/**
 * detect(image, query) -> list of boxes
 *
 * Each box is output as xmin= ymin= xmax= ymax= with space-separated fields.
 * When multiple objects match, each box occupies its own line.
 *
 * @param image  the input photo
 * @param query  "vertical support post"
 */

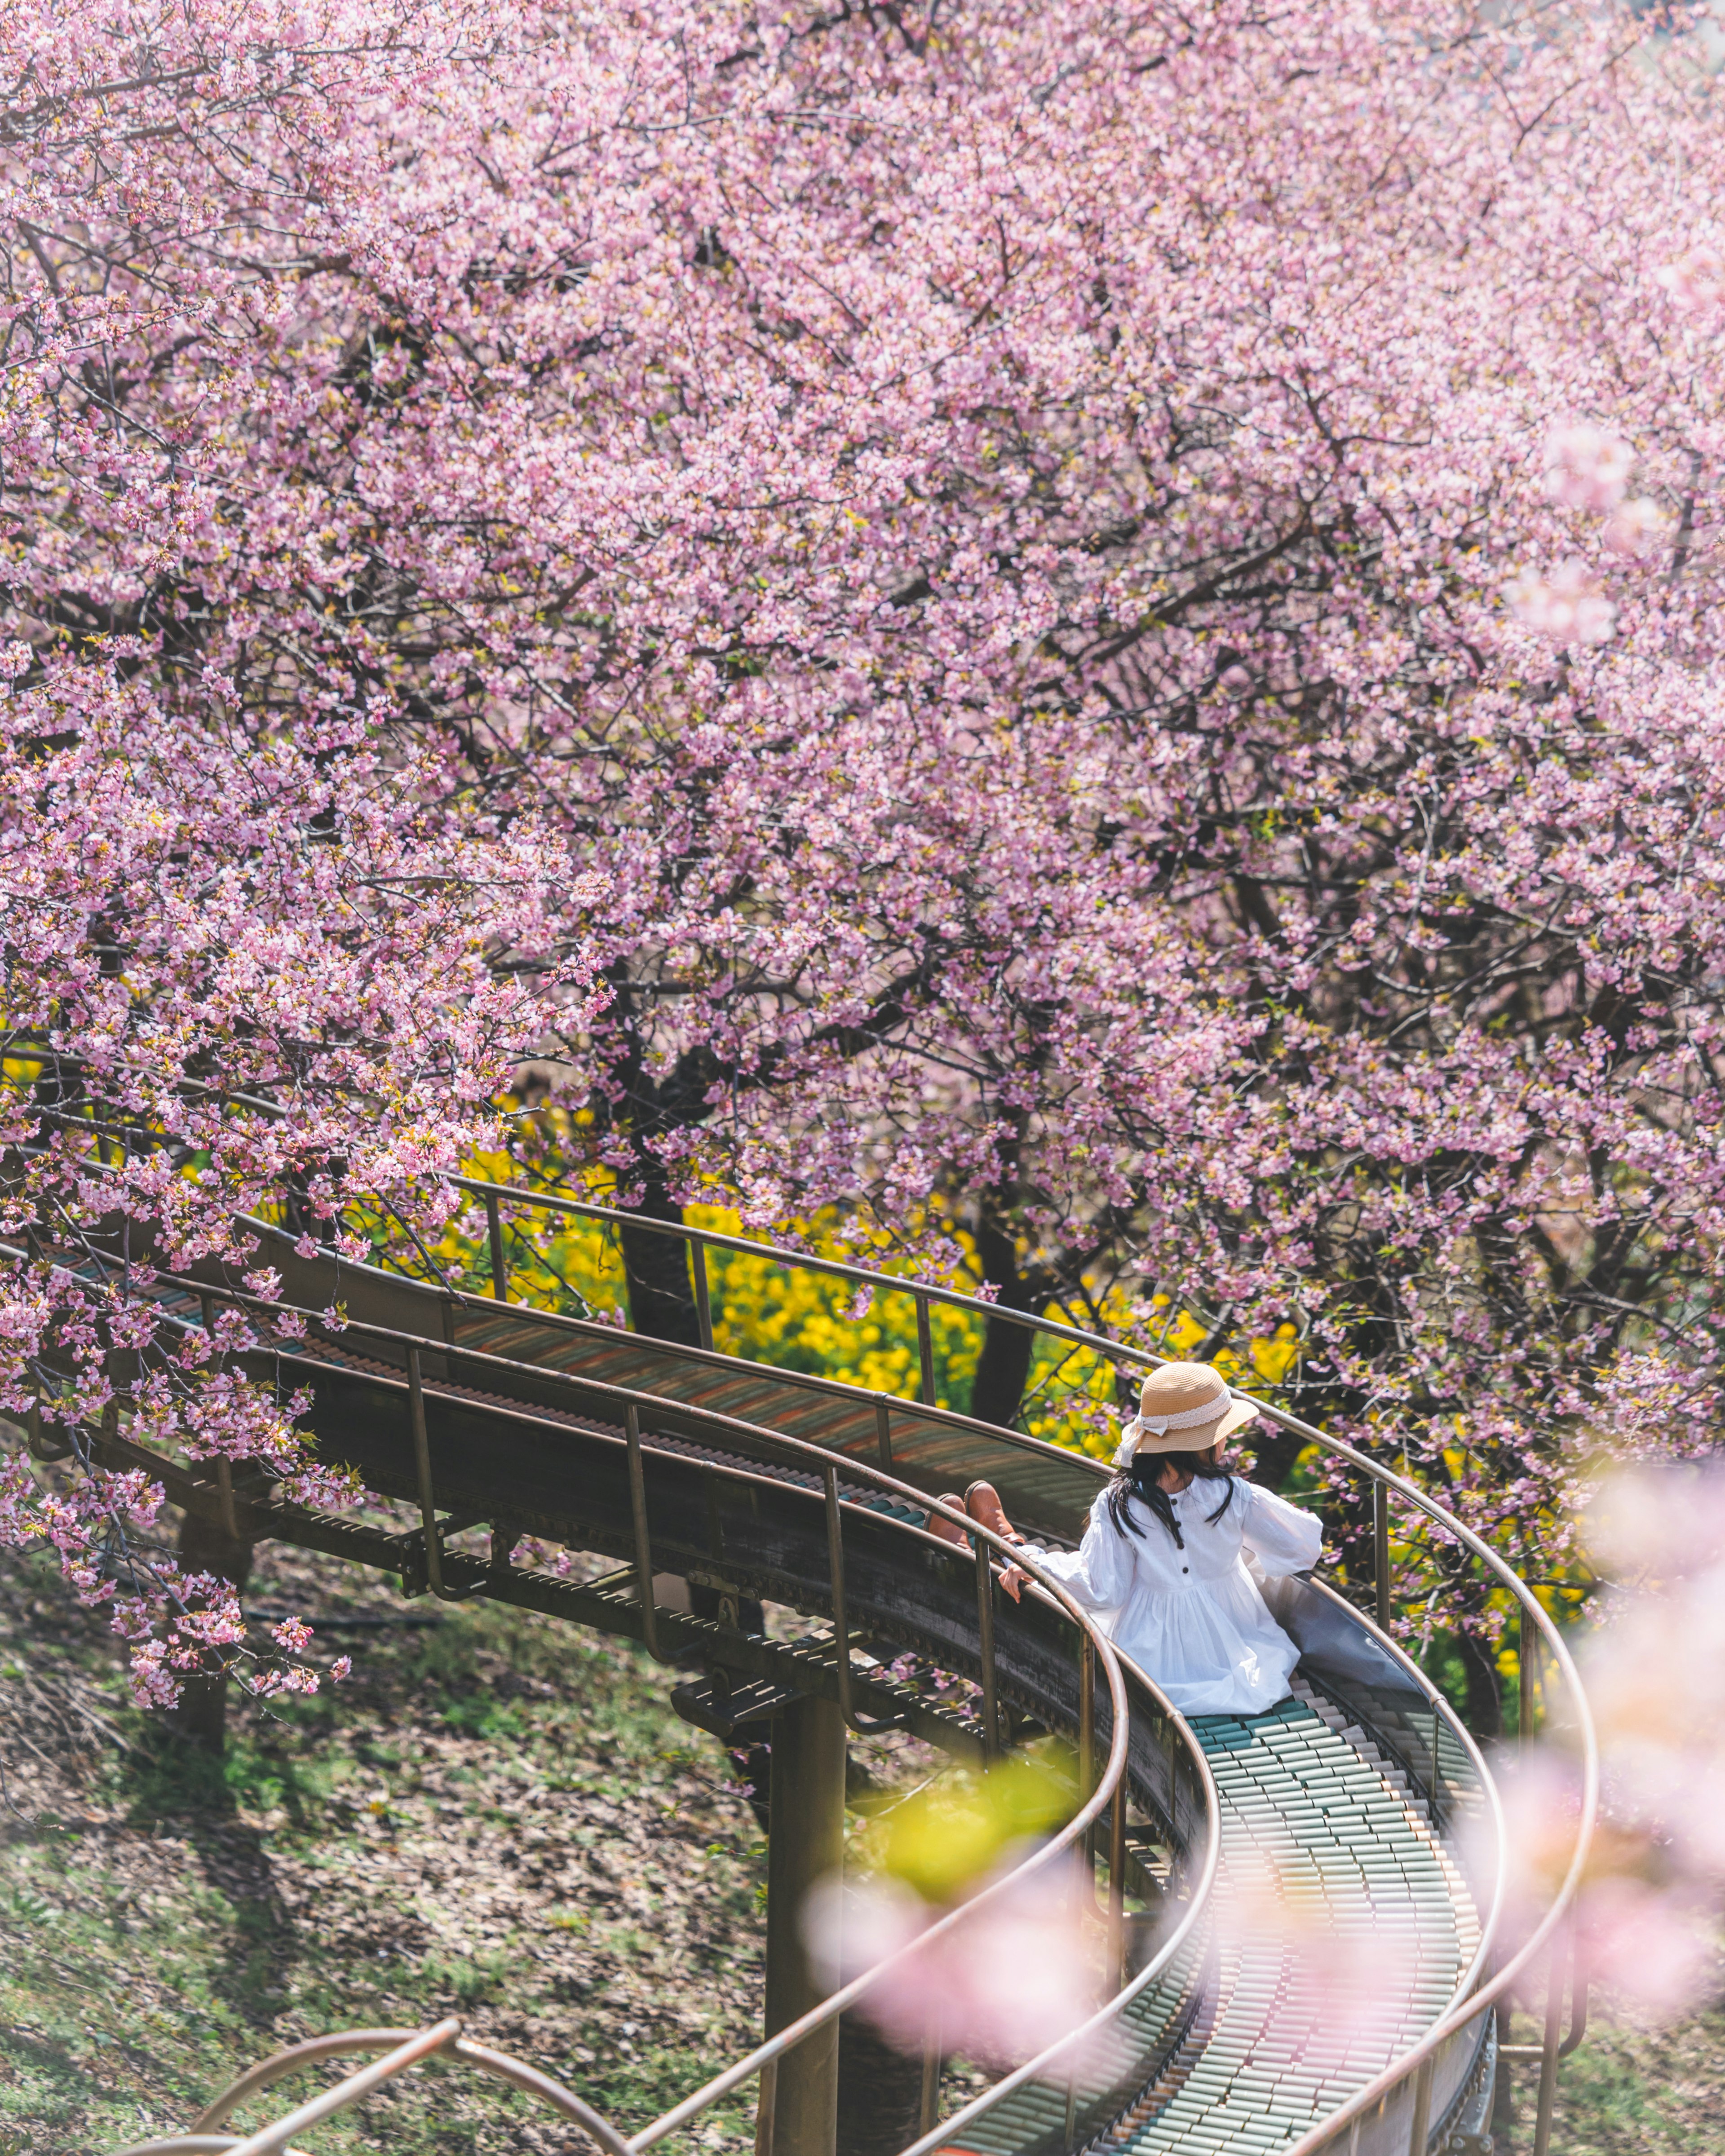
xmin=626 ymin=1401 xmax=666 ymax=1662
xmin=1519 ymin=1604 xmax=1539 ymax=1746
xmin=1492 ymin=1997 xmax=1516 ymax=2143
xmin=407 ymin=1345 xmax=446 ymax=1599
xmin=915 ymin=1294 xmax=935 ymax=1407
xmin=1108 ymin=1778 xmax=1128 ymax=1992
xmin=1078 ymin=1635 xmax=1095 ymax=1802
xmin=918 ymin=2028 xmax=941 ymax=2138
xmin=692 ymin=1240 xmax=714 ymax=1352
xmin=1532 ymin=1923 xmax=1567 ymax=2156
xmin=972 ymin=1529 xmax=1000 ymax=1763
xmin=485 ymin=1192 xmax=509 ymax=1302
xmin=1407 ymin=2057 xmax=1434 ymax=2155
xmin=754 ymin=2057 xmax=778 ymax=2156
xmin=1563 ymin=1913 xmax=1590 ymax=2059
xmin=1373 ymin=1478 xmax=1391 ymax=1634
xmin=764 ymin=1694 xmax=845 ymax=2156
xmin=875 ymin=1399 xmax=893 ymax=1474
xmin=1076 ymin=1637 xmax=1098 ymax=1922
xmin=825 ymin=1464 xmax=857 ymax=1730
xmin=1062 ymin=2054 xmax=1079 ymax=2154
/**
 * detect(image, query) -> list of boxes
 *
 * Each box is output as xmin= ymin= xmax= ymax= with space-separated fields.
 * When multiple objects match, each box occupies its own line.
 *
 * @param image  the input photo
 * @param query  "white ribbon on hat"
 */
xmin=1111 ymin=1383 xmax=1231 ymax=1467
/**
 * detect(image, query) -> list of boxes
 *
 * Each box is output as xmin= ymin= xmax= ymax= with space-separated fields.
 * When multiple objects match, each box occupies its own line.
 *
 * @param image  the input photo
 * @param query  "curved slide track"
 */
xmin=33 ymin=1182 xmax=1592 ymax=2156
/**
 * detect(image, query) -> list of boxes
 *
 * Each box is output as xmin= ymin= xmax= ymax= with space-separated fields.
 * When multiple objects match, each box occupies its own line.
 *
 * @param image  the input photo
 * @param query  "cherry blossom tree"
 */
xmin=8 ymin=0 xmax=1725 ymax=1728
xmin=0 ymin=633 xmax=586 ymax=1710
xmin=0 ymin=6 xmax=593 ymax=1706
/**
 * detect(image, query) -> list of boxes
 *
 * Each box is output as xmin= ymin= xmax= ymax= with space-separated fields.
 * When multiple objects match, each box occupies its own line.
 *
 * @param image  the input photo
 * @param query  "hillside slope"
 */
xmin=0 ymin=1540 xmax=766 ymax=2155
xmin=1 ymin=1540 xmax=1718 ymax=2155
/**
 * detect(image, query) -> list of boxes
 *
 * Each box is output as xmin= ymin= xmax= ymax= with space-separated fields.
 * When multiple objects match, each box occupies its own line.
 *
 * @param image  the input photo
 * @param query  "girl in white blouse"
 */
xmin=998 ymin=1361 xmax=1323 ymax=1718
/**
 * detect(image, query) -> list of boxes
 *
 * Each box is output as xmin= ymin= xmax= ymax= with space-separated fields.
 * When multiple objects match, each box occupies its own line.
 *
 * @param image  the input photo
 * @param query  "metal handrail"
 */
xmin=421 ymin=1175 xmax=1596 ymax=2152
xmin=113 ymin=2017 xmax=640 ymax=2156
xmin=115 ymin=2019 xmax=462 ymax=2156
xmin=85 ymin=1257 xmax=1222 ymax=2156
xmin=74 ymin=1158 xmax=1589 ymax=2156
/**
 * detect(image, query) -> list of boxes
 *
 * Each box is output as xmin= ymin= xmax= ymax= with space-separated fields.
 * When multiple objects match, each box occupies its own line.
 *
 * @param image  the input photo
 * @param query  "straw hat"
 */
xmin=1112 ymin=1361 xmax=1259 ymax=1466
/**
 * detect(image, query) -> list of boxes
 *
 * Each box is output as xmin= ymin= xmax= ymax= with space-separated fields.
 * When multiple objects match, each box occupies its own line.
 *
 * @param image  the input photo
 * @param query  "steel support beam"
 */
xmin=764 ymin=1694 xmax=845 ymax=2156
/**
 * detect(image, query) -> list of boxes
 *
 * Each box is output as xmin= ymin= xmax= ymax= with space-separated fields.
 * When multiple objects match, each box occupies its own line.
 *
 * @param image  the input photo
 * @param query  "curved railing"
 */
xmin=68 ymin=1252 xmax=1221 ymax=2156
xmin=406 ymin=1175 xmax=1597 ymax=2153
xmin=70 ymin=1163 xmax=1591 ymax=2156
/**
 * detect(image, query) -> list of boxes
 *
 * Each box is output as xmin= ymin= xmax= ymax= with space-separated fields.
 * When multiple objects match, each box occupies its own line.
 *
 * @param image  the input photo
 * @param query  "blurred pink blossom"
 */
xmin=805 ymin=1864 xmax=1099 ymax=2068
xmin=1221 ymin=1849 xmax=1420 ymax=2047
xmin=1604 ymin=496 xmax=1672 ymax=557
xmin=1653 ymin=242 xmax=1725 ymax=314
xmin=1577 ymin=1876 xmax=1715 ymax=2020
xmin=1485 ymin=1462 xmax=1725 ymax=2023
xmin=1503 ymin=560 xmax=1616 ymax=645
xmin=1544 ymin=424 xmax=1634 ymax=512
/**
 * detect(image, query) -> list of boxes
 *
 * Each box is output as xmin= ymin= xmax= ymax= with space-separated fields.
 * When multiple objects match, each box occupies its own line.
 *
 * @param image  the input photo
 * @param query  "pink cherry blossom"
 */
xmin=4 ymin=0 xmax=1725 ymax=1726
xmin=1604 ymin=496 xmax=1672 ymax=557
xmin=805 ymin=1864 xmax=1100 ymax=2068
xmin=1544 ymin=424 xmax=1635 ymax=513
xmin=1486 ymin=1464 xmax=1725 ymax=2023
xmin=1653 ymin=241 xmax=1725 ymax=315
xmin=1503 ymin=560 xmax=1617 ymax=645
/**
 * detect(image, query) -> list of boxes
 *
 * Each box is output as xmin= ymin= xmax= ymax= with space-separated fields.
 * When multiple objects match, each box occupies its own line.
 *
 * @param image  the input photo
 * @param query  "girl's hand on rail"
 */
xmin=997 ymin=1562 xmax=1029 ymax=1603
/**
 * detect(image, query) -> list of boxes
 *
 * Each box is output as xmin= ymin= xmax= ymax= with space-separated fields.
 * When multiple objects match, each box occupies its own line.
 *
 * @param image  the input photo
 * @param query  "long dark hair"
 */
xmin=1106 ymin=1447 xmax=1235 ymax=1548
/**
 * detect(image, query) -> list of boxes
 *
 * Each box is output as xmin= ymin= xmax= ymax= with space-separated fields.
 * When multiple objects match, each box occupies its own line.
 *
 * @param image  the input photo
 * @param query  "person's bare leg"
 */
xmin=964 ymin=1480 xmax=1024 ymax=1546
xmin=925 ymin=1493 xmax=972 ymax=1548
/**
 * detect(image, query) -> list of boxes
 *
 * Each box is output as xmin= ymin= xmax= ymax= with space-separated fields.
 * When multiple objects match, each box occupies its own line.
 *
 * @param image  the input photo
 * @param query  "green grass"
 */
xmin=1540 ymin=1991 xmax=1725 ymax=2155
xmin=3 ymin=1542 xmax=1720 ymax=2156
xmin=0 ymin=1544 xmax=767 ymax=2155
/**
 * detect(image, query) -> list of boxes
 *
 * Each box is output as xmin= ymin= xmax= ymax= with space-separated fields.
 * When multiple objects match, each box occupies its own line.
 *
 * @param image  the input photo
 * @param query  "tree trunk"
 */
xmin=969 ymin=1310 xmax=1035 ymax=1429
xmin=1455 ymin=1625 xmax=1503 ymax=1741
xmin=618 ymin=1178 xmax=704 ymax=1348
xmin=167 ymin=1505 xmax=256 ymax=1753
xmin=966 ymin=1215 xmax=1041 ymax=1429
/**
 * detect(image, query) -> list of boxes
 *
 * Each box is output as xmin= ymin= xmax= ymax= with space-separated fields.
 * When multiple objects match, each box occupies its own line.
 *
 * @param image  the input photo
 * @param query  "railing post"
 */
xmin=485 ymin=1192 xmax=509 ymax=1303
xmin=1561 ymin=1910 xmax=1590 ymax=2060
xmin=824 ymin=1464 xmax=855 ymax=1728
xmin=1078 ymin=1635 xmax=1095 ymax=1801
xmin=918 ymin=2024 xmax=941 ymax=2137
xmin=1519 ymin=1603 xmax=1539 ymax=1745
xmin=692 ymin=1240 xmax=714 ymax=1352
xmin=407 ymin=1345 xmax=447 ymax=1599
xmin=915 ymin=1293 xmax=935 ymax=1406
xmin=1407 ymin=2057 xmax=1433 ymax=2154
xmin=1108 ymin=1777 xmax=1128 ymax=1992
xmin=875 ymin=1398 xmax=893 ymax=1472
xmin=1373 ymin=1478 xmax=1391 ymax=1633
xmin=1532 ymin=1921 xmax=1567 ymax=2156
xmin=972 ymin=1527 xmax=1000 ymax=1763
xmin=625 ymin=1401 xmax=667 ymax=1662
xmin=754 ymin=2056 xmax=778 ymax=2156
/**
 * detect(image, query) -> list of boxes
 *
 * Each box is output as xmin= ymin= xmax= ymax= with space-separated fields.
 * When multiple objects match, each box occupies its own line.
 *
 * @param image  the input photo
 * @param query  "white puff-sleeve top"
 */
xmin=1021 ymin=1475 xmax=1323 ymax=1718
